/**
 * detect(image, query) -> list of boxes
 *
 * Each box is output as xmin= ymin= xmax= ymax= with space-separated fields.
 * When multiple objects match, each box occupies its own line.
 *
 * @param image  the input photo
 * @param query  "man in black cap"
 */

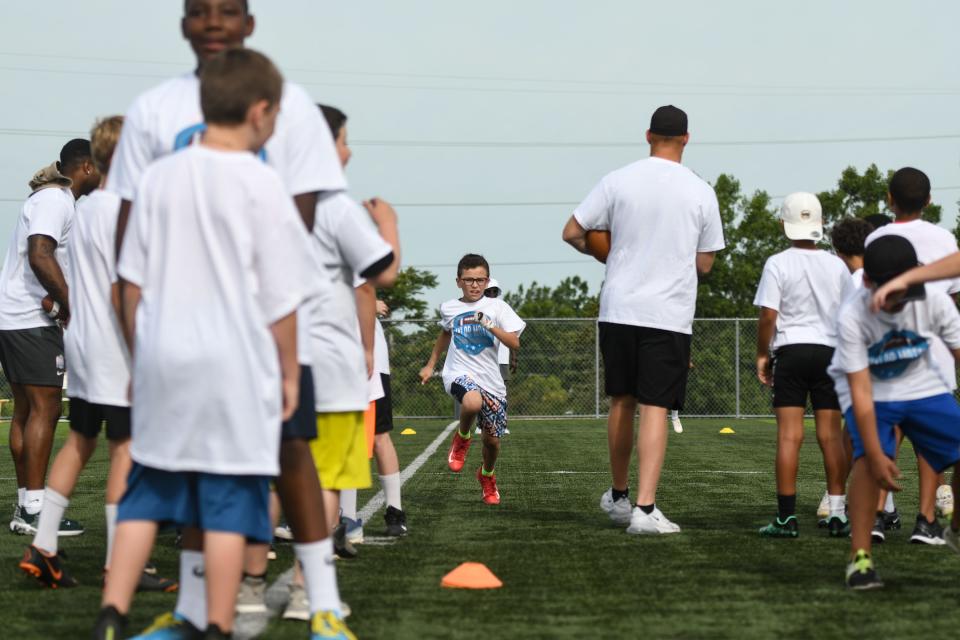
xmin=830 ymin=234 xmax=960 ymax=589
xmin=0 ymin=139 xmax=99 ymax=537
xmin=561 ymin=105 xmax=725 ymax=535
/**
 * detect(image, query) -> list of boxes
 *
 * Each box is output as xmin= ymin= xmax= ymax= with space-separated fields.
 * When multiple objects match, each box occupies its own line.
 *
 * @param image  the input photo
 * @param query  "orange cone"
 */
xmin=440 ymin=562 xmax=503 ymax=589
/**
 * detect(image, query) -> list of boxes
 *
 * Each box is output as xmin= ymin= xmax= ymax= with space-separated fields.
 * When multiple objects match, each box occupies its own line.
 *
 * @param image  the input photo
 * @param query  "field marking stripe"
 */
xmin=358 ymin=419 xmax=458 ymax=523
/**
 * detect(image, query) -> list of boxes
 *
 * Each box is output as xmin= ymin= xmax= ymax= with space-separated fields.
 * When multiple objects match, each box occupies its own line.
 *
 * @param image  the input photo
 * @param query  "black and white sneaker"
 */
xmin=384 ymin=506 xmax=408 ymax=537
xmin=871 ymin=513 xmax=886 ymax=543
xmin=882 ymin=509 xmax=901 ymax=531
xmin=909 ymin=514 xmax=945 ymax=545
xmin=333 ymin=522 xmax=357 ymax=559
xmin=845 ymin=550 xmax=883 ymax=590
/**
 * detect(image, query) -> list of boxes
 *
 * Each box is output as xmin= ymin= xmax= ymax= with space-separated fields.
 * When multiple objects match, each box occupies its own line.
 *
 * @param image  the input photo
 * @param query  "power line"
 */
xmin=3 ymin=50 xmax=960 ymax=94
xmin=3 ymin=63 xmax=960 ymax=98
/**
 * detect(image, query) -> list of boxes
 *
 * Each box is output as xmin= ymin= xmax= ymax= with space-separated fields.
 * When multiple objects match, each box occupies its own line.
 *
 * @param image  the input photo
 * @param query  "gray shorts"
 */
xmin=0 ymin=326 xmax=65 ymax=387
xmin=499 ymin=363 xmax=511 ymax=382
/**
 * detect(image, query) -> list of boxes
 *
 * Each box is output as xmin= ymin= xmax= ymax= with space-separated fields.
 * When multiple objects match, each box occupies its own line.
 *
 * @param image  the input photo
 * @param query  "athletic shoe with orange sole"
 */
xmin=447 ymin=432 xmax=472 ymax=472
xmin=18 ymin=544 xmax=78 ymax=588
xmin=477 ymin=468 xmax=501 ymax=505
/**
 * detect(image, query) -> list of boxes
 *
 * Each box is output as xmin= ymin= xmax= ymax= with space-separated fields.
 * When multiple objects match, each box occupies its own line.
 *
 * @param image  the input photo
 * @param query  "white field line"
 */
xmin=358 ymin=419 xmax=459 ymax=523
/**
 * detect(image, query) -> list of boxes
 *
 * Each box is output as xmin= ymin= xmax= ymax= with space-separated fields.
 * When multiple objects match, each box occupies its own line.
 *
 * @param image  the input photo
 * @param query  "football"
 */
xmin=585 ymin=230 xmax=611 ymax=264
xmin=41 ymin=295 xmax=54 ymax=315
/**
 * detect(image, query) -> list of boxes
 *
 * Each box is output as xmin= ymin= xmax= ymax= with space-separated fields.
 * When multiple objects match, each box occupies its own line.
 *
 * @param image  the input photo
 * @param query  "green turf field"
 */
xmin=1 ymin=417 xmax=959 ymax=639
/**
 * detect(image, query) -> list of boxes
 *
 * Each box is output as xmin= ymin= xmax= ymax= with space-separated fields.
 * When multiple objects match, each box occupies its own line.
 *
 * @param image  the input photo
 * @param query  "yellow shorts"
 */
xmin=310 ymin=411 xmax=371 ymax=491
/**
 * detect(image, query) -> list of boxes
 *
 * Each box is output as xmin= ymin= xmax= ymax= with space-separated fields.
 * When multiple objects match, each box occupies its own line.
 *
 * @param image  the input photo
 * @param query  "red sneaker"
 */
xmin=477 ymin=468 xmax=501 ymax=505
xmin=447 ymin=432 xmax=472 ymax=472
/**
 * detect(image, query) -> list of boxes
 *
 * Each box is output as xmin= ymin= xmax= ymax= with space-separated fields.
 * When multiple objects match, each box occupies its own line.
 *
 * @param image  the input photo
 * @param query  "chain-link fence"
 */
xmin=384 ymin=317 xmax=779 ymax=419
xmin=2 ymin=317 xmax=953 ymax=419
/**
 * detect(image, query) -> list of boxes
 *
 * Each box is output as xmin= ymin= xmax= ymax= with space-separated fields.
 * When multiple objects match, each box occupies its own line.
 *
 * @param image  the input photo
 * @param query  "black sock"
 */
xmin=611 ymin=487 xmax=629 ymax=502
xmin=638 ymin=503 xmax=655 ymax=515
xmin=243 ymin=571 xmax=266 ymax=582
xmin=777 ymin=494 xmax=796 ymax=520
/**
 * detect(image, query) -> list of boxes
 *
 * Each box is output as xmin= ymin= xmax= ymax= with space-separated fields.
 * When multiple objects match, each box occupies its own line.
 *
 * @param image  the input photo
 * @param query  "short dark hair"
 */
xmin=184 ymin=0 xmax=248 ymax=14
xmin=457 ymin=254 xmax=489 ymax=277
xmin=58 ymin=138 xmax=92 ymax=172
xmin=318 ymin=104 xmax=347 ymax=139
xmin=200 ymin=49 xmax=282 ymax=125
xmin=889 ymin=167 xmax=931 ymax=214
xmin=863 ymin=213 xmax=892 ymax=229
xmin=831 ymin=217 xmax=873 ymax=258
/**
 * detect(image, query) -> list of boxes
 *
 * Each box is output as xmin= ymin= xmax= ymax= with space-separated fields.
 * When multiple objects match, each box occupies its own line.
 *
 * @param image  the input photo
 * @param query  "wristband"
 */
xmin=47 ymin=301 xmax=60 ymax=319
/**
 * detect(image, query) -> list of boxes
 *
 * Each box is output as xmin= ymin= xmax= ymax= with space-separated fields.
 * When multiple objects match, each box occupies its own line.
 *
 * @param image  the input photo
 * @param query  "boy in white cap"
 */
xmin=754 ymin=192 xmax=854 ymax=538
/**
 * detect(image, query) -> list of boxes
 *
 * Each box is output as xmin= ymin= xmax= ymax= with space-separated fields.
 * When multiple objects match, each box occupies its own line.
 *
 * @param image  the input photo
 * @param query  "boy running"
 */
xmin=419 ymin=255 xmax=525 ymax=505
xmin=93 ymin=49 xmax=317 ymax=638
xmin=17 ymin=116 xmax=174 ymax=592
xmin=835 ymin=235 xmax=960 ymax=588
xmin=106 ymin=1 xmax=350 ymax=635
xmin=754 ymin=193 xmax=853 ymax=538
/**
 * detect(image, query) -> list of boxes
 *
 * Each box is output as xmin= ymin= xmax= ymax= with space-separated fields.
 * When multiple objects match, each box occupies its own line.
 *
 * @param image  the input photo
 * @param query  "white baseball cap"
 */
xmin=780 ymin=192 xmax=823 ymax=241
xmin=485 ymin=278 xmax=501 ymax=296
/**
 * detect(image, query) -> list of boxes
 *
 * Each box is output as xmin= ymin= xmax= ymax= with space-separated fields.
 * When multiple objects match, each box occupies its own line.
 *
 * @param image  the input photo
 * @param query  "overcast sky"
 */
xmin=1 ymin=1 xmax=959 ymax=313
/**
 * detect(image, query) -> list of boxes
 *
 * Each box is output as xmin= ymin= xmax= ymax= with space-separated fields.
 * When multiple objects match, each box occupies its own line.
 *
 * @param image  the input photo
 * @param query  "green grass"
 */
xmin=1 ymin=418 xmax=959 ymax=638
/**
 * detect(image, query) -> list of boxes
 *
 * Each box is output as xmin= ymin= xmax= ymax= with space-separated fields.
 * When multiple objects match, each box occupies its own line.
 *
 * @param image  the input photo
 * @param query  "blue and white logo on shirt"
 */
xmin=174 ymin=123 xmax=267 ymax=160
xmin=452 ymin=312 xmax=493 ymax=356
xmin=867 ymin=329 xmax=929 ymax=380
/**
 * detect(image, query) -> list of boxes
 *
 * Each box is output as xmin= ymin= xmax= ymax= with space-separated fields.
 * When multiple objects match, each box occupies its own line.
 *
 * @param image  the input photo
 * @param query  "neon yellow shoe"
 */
xmin=311 ymin=610 xmax=357 ymax=640
xmin=131 ymin=612 xmax=201 ymax=639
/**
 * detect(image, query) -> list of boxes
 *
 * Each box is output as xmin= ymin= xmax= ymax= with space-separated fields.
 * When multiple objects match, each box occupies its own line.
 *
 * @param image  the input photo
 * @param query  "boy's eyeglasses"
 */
xmin=460 ymin=277 xmax=489 ymax=286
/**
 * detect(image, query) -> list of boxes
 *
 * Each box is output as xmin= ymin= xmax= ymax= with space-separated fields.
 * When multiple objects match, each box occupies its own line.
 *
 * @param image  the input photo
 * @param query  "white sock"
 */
xmin=104 ymin=504 xmax=118 ymax=569
xmin=380 ymin=472 xmax=402 ymax=511
xmin=17 ymin=487 xmax=25 ymax=507
xmin=828 ymin=494 xmax=845 ymax=518
xmin=296 ymin=538 xmax=341 ymax=615
xmin=340 ymin=489 xmax=358 ymax=521
xmin=175 ymin=550 xmax=207 ymax=629
xmin=670 ymin=410 xmax=679 ymax=420
xmin=33 ymin=488 xmax=68 ymax=554
xmin=884 ymin=492 xmax=896 ymax=513
xmin=24 ymin=489 xmax=44 ymax=516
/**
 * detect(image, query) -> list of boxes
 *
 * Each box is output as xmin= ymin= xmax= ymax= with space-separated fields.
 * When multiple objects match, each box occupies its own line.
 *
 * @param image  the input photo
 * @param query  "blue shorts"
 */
xmin=844 ymin=393 xmax=960 ymax=473
xmin=450 ymin=375 xmax=508 ymax=437
xmin=118 ymin=463 xmax=272 ymax=543
xmin=282 ymin=365 xmax=317 ymax=441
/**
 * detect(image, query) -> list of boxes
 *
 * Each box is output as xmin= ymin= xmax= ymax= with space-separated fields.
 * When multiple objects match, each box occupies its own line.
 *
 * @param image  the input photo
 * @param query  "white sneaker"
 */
xmin=626 ymin=506 xmax=681 ymax=535
xmin=936 ymin=484 xmax=954 ymax=518
xmin=671 ymin=414 xmax=683 ymax=434
xmin=504 ymin=428 xmax=511 ymax=435
xmin=282 ymin=583 xmax=310 ymax=621
xmin=599 ymin=488 xmax=633 ymax=525
xmin=235 ymin=575 xmax=268 ymax=614
xmin=817 ymin=492 xmax=830 ymax=520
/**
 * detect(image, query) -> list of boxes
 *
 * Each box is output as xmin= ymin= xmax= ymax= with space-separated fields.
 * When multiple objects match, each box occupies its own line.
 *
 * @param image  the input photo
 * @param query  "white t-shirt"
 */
xmin=107 ymin=71 xmax=345 ymax=365
xmin=309 ymin=193 xmax=392 ymax=412
xmin=574 ymin=157 xmax=725 ymax=334
xmin=439 ymin=297 xmax=525 ymax=399
xmin=753 ymin=248 xmax=853 ymax=350
xmin=64 ymin=190 xmax=130 ymax=406
xmin=866 ymin=220 xmax=960 ymax=296
xmin=117 ymin=146 xmax=315 ymax=476
xmin=866 ymin=219 xmax=960 ymax=389
xmin=0 ymin=187 xmax=75 ymax=330
xmin=374 ymin=318 xmax=390 ymax=375
xmin=851 ymin=268 xmax=864 ymax=293
xmin=829 ymin=288 xmax=960 ymax=410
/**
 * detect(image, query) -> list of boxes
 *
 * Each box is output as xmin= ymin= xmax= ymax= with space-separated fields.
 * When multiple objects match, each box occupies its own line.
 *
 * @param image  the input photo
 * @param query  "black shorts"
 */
xmin=771 ymin=344 xmax=840 ymax=410
xmin=281 ymin=365 xmax=317 ymax=441
xmin=499 ymin=363 xmax=511 ymax=383
xmin=69 ymin=397 xmax=131 ymax=441
xmin=375 ymin=373 xmax=394 ymax=434
xmin=599 ymin=322 xmax=692 ymax=410
xmin=0 ymin=326 xmax=64 ymax=387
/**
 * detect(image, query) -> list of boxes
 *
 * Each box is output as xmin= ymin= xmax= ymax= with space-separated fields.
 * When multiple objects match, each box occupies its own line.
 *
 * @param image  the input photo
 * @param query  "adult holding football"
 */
xmin=562 ymin=105 xmax=725 ymax=535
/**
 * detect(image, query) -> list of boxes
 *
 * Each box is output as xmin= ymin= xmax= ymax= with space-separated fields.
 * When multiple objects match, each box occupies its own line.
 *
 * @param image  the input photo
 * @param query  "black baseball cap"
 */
xmin=649 ymin=105 xmax=688 ymax=137
xmin=864 ymin=235 xmax=925 ymax=302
